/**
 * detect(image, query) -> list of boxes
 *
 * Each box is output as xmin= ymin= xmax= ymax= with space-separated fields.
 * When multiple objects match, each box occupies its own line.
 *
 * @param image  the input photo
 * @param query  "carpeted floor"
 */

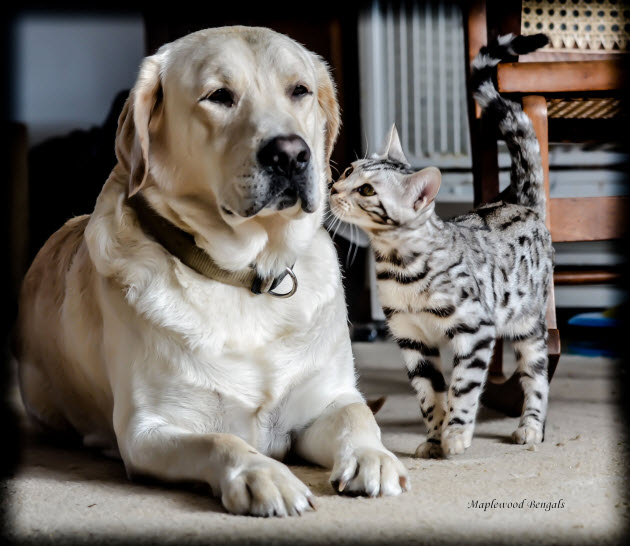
xmin=4 ymin=341 xmax=628 ymax=545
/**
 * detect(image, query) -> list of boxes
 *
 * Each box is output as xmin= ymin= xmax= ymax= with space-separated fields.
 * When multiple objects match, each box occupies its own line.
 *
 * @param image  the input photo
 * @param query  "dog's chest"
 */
xmin=163 ymin=343 xmax=305 ymax=458
xmin=141 ymin=279 xmax=322 ymax=455
xmin=123 ymin=230 xmax=343 ymax=458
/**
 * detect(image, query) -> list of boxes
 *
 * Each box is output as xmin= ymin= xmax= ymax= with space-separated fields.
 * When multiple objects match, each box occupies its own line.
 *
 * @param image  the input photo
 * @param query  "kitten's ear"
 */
xmin=405 ymin=167 xmax=441 ymax=211
xmin=380 ymin=124 xmax=408 ymax=164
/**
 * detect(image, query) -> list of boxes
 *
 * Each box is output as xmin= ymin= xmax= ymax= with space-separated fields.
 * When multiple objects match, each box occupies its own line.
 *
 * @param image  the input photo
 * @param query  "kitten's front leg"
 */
xmin=443 ymin=321 xmax=496 ymax=456
xmin=397 ymin=339 xmax=447 ymax=459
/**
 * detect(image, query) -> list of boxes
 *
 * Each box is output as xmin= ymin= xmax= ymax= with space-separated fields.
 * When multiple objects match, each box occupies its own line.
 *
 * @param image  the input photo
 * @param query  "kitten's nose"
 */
xmin=330 ymin=186 xmax=339 ymax=195
xmin=257 ymin=135 xmax=311 ymax=178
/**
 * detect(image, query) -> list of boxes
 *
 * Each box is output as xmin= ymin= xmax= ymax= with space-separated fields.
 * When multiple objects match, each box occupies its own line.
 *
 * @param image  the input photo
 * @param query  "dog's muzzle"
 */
xmin=256 ymin=134 xmax=317 ymax=214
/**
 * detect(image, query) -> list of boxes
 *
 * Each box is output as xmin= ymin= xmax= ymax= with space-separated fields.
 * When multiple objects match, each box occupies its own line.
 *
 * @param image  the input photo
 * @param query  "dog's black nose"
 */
xmin=258 ymin=135 xmax=311 ymax=177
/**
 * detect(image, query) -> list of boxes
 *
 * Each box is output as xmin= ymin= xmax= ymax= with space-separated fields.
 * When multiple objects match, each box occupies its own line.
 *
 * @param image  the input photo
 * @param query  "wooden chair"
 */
xmin=464 ymin=0 xmax=628 ymax=416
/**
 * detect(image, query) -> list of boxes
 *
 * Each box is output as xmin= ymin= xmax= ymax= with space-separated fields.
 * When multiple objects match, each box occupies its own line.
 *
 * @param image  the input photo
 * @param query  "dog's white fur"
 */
xmin=14 ymin=26 xmax=408 ymax=516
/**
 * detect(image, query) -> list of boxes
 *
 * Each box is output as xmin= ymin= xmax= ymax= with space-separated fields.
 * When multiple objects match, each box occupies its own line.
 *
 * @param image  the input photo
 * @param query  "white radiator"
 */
xmin=356 ymin=0 xmax=474 ymax=321
xmin=358 ymin=0 xmax=471 ymax=168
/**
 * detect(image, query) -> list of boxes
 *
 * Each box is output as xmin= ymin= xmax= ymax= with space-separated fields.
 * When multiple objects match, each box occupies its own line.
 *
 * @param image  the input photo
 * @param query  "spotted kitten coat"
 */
xmin=330 ymin=34 xmax=553 ymax=458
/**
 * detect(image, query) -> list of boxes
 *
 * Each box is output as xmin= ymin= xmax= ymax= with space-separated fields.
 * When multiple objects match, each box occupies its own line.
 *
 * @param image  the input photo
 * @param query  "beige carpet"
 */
xmin=4 ymin=341 xmax=628 ymax=545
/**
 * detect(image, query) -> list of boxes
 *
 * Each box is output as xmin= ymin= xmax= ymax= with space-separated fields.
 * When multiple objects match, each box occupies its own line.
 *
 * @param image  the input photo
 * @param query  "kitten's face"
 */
xmin=329 ymin=125 xmax=441 ymax=232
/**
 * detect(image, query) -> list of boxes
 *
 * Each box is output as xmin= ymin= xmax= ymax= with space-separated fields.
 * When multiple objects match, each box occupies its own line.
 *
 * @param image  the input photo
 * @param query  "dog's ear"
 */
xmin=314 ymin=56 xmax=340 ymax=177
xmin=115 ymin=54 xmax=164 ymax=197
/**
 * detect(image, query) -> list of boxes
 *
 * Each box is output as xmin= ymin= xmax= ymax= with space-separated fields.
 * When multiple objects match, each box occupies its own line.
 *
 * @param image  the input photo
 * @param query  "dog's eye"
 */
xmin=343 ymin=166 xmax=354 ymax=178
xmin=206 ymin=88 xmax=234 ymax=107
xmin=357 ymin=184 xmax=375 ymax=196
xmin=292 ymin=85 xmax=311 ymax=98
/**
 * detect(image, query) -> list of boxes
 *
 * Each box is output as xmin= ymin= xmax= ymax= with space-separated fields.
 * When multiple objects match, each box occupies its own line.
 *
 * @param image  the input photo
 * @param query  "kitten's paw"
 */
xmin=441 ymin=428 xmax=472 ymax=457
xmin=330 ymin=447 xmax=410 ymax=497
xmin=414 ymin=440 xmax=443 ymax=459
xmin=512 ymin=423 xmax=543 ymax=445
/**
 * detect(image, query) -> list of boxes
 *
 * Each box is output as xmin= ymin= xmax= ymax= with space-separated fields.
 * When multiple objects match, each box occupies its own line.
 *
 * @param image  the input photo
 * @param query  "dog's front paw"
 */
xmin=220 ymin=456 xmax=315 ymax=517
xmin=330 ymin=447 xmax=409 ymax=497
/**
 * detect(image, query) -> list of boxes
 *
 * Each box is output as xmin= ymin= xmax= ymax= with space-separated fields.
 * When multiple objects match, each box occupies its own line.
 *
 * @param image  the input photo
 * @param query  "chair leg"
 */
xmin=522 ymin=94 xmax=562 ymax=381
xmin=522 ymin=95 xmax=551 ymax=223
xmin=481 ymin=334 xmax=560 ymax=417
xmin=543 ymin=249 xmax=561 ymax=383
xmin=481 ymin=370 xmax=524 ymax=418
xmin=471 ymin=115 xmax=501 ymax=206
xmin=547 ymin=328 xmax=561 ymax=382
xmin=481 ymin=94 xmax=561 ymax=416
xmin=488 ymin=339 xmax=503 ymax=378
xmin=481 ymin=338 xmax=523 ymax=418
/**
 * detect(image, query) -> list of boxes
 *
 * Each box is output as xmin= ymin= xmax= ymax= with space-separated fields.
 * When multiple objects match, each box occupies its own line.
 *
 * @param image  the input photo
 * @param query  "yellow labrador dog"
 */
xmin=14 ymin=26 xmax=408 ymax=516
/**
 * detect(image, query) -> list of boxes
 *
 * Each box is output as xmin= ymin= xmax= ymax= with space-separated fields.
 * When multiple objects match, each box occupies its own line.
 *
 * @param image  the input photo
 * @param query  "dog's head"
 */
xmin=115 ymin=26 xmax=339 ymax=276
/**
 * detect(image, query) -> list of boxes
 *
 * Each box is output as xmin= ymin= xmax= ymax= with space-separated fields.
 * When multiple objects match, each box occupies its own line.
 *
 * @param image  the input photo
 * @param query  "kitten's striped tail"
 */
xmin=471 ymin=33 xmax=549 ymax=218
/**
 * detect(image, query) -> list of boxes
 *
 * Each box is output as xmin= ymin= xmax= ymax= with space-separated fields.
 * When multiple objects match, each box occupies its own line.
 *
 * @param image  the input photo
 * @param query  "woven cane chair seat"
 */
xmin=519 ymin=1 xmax=628 ymax=119
xmin=521 ymin=0 xmax=629 ymax=53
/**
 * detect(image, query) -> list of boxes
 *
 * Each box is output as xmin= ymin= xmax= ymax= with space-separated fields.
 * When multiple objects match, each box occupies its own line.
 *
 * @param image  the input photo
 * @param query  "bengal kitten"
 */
xmin=330 ymin=34 xmax=553 ymax=458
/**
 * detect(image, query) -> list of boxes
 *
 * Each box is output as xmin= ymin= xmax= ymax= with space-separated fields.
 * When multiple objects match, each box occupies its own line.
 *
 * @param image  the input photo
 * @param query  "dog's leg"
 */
xmin=294 ymin=398 xmax=410 ymax=497
xmin=119 ymin=421 xmax=315 ymax=517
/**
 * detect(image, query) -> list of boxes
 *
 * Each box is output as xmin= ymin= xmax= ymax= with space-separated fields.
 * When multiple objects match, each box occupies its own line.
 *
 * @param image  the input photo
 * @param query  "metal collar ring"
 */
xmin=268 ymin=267 xmax=298 ymax=298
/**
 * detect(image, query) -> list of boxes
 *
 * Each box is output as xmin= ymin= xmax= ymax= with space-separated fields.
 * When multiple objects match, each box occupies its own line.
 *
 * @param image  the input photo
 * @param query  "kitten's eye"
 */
xmin=205 ymin=88 xmax=234 ymax=107
xmin=358 ymin=184 xmax=375 ymax=196
xmin=343 ymin=166 xmax=354 ymax=178
xmin=292 ymin=85 xmax=311 ymax=98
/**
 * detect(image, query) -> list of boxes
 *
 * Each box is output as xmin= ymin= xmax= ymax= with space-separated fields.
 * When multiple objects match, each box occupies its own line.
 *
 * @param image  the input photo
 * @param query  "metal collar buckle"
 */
xmin=268 ymin=267 xmax=298 ymax=298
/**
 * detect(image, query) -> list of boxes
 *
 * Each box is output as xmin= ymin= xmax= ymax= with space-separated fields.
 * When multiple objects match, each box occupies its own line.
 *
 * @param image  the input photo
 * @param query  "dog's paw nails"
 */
xmin=221 ymin=458 xmax=314 ymax=517
xmin=331 ymin=447 xmax=409 ymax=498
xmin=330 ymin=478 xmax=348 ymax=494
xmin=307 ymin=495 xmax=318 ymax=511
